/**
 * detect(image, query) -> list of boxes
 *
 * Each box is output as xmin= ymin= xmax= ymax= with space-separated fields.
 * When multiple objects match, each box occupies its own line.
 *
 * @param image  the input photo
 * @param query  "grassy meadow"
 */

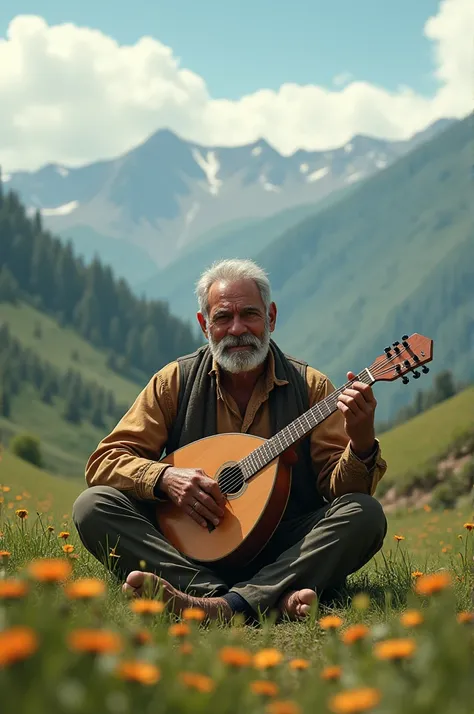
xmin=0 ymin=444 xmax=473 ymax=713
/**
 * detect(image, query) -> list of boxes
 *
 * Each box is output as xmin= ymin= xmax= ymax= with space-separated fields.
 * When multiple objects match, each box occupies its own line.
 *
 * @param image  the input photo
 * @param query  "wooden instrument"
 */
xmin=156 ymin=333 xmax=433 ymax=566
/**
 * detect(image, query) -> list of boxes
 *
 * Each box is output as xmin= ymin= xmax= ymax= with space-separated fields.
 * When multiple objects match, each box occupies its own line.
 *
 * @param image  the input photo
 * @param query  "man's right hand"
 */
xmin=158 ymin=467 xmax=227 ymax=528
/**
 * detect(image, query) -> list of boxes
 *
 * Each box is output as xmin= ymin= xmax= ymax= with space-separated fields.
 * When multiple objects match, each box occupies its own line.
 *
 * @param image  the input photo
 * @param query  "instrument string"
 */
xmin=215 ymin=347 xmax=415 ymax=494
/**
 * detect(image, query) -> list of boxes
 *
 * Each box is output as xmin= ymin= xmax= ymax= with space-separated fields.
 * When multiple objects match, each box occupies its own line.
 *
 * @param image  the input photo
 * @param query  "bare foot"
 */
xmin=278 ymin=588 xmax=317 ymax=620
xmin=122 ymin=571 xmax=232 ymax=621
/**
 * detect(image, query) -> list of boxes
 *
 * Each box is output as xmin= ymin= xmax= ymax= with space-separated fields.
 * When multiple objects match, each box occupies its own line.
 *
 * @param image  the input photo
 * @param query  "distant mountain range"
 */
xmin=1 ymin=118 xmax=454 ymax=284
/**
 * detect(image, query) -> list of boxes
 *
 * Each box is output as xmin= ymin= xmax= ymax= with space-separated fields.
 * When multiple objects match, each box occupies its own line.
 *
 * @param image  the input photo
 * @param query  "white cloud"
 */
xmin=0 ymin=0 xmax=472 ymax=172
xmin=333 ymin=72 xmax=353 ymax=87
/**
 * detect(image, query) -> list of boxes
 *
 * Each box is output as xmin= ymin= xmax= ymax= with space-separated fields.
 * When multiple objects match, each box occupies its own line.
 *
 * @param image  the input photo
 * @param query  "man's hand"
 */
xmin=159 ymin=467 xmax=227 ymax=528
xmin=337 ymin=371 xmax=377 ymax=457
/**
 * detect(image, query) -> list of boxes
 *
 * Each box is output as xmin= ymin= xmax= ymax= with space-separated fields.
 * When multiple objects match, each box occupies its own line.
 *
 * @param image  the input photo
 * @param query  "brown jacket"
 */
xmin=85 ymin=350 xmax=387 ymax=503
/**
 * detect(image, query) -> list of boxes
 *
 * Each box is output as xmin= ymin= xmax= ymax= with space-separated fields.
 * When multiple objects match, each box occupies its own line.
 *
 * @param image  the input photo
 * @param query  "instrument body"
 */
xmin=156 ymin=333 xmax=434 ymax=567
xmin=157 ymin=433 xmax=291 ymax=566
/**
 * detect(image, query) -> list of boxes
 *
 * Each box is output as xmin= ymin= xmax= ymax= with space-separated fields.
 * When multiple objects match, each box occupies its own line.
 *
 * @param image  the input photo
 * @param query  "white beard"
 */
xmin=208 ymin=321 xmax=271 ymax=374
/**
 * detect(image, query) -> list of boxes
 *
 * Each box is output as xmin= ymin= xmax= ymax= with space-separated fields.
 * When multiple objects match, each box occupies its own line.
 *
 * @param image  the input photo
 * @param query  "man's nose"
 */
xmin=227 ymin=316 xmax=247 ymax=336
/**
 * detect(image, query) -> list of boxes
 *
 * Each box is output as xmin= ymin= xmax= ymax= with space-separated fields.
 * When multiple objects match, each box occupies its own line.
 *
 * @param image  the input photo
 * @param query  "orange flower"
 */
xmin=456 ymin=612 xmax=474 ymax=624
xmin=2 ymin=486 xmax=11 ymax=492
xmin=0 ymin=550 xmax=11 ymax=559
xmin=329 ymin=687 xmax=381 ymax=713
xmin=374 ymin=638 xmax=416 ymax=661
xmin=0 ymin=579 xmax=29 ymax=599
xmin=179 ymin=642 xmax=193 ymax=655
xmin=168 ymin=623 xmax=190 ymax=637
xmin=393 ymin=535 xmax=405 ymax=541
xmin=15 ymin=509 xmax=28 ymax=519
xmin=319 ymin=615 xmax=343 ymax=630
xmin=411 ymin=570 xmax=423 ymax=579
xmin=254 ymin=648 xmax=284 ymax=669
xmin=341 ymin=624 xmax=369 ymax=645
xmin=68 ymin=629 xmax=123 ymax=655
xmin=182 ymin=607 xmax=206 ymax=622
xmin=0 ymin=626 xmax=38 ymax=668
xmin=117 ymin=660 xmax=161 ymax=685
xmin=64 ymin=578 xmax=106 ymax=600
xmin=423 ymin=504 xmax=431 ymax=512
xmin=58 ymin=531 xmax=70 ymax=540
xmin=219 ymin=646 xmax=253 ymax=667
xmin=62 ymin=544 xmax=74 ymax=554
xmin=321 ymin=665 xmax=342 ymax=681
xmin=15 ymin=495 xmax=23 ymax=501
xmin=400 ymin=610 xmax=424 ymax=628
xmin=28 ymin=558 xmax=72 ymax=583
xmin=250 ymin=680 xmax=279 ymax=697
xmin=130 ymin=599 xmax=165 ymax=615
xmin=289 ymin=658 xmax=310 ymax=670
xmin=179 ymin=671 xmax=215 ymax=693
xmin=266 ymin=700 xmax=301 ymax=714
xmin=132 ymin=630 xmax=153 ymax=646
xmin=463 ymin=523 xmax=474 ymax=531
xmin=414 ymin=572 xmax=451 ymax=596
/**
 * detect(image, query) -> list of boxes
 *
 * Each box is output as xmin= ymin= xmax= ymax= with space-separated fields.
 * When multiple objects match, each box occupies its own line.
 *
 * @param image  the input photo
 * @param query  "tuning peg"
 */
xmin=412 ymin=370 xmax=421 ymax=379
xmin=402 ymin=335 xmax=409 ymax=340
xmin=422 ymin=365 xmax=429 ymax=374
xmin=402 ymin=376 xmax=409 ymax=384
xmin=402 ymin=340 xmax=409 ymax=348
xmin=393 ymin=341 xmax=400 ymax=346
xmin=384 ymin=347 xmax=392 ymax=355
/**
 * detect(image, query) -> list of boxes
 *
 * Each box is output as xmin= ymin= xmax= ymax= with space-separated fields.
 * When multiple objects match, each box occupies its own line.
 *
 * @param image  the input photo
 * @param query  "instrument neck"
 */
xmin=240 ymin=368 xmax=375 ymax=480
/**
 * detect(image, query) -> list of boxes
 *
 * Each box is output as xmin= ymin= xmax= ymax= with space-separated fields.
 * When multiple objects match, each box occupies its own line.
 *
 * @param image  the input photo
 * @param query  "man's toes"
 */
xmin=125 ymin=570 xmax=146 ymax=589
xmin=299 ymin=588 xmax=317 ymax=606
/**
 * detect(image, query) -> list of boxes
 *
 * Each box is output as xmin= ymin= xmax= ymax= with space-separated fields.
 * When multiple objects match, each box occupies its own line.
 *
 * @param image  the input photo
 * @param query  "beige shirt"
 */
xmin=85 ymin=350 xmax=387 ymax=503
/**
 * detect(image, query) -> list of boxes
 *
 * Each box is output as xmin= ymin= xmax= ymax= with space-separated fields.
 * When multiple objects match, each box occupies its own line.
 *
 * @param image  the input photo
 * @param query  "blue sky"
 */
xmin=1 ymin=0 xmax=441 ymax=99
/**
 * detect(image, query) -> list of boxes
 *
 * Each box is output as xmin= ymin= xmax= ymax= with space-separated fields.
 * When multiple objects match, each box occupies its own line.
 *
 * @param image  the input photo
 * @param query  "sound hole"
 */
xmin=217 ymin=464 xmax=244 ymax=496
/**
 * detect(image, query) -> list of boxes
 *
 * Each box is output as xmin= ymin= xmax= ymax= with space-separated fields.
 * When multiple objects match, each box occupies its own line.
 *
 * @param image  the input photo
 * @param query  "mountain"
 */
xmin=2 ymin=119 xmax=455 ymax=277
xmin=255 ymin=114 xmax=473 ymax=421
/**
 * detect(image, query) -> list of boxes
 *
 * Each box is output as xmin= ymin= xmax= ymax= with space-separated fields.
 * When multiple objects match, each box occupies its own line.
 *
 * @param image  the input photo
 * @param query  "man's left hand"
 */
xmin=337 ymin=371 xmax=377 ymax=457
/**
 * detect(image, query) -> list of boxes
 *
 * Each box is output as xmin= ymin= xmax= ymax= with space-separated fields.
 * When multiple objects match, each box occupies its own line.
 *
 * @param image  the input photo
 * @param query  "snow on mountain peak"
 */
xmin=192 ymin=149 xmax=222 ymax=196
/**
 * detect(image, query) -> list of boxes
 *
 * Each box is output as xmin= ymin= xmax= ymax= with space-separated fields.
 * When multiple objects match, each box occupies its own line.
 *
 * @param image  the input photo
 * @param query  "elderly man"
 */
xmin=73 ymin=258 xmax=387 ymax=621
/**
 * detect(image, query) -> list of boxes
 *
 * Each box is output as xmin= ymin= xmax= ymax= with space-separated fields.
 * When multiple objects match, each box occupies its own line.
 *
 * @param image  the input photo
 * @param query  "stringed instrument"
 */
xmin=156 ymin=333 xmax=433 ymax=566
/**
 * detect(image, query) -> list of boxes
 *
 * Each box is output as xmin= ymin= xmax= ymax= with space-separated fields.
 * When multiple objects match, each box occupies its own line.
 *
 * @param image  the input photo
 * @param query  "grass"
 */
xmin=0 ymin=301 xmax=141 ymax=407
xmin=378 ymin=386 xmax=474 ymax=493
xmin=0 ymin=459 xmax=473 ymax=713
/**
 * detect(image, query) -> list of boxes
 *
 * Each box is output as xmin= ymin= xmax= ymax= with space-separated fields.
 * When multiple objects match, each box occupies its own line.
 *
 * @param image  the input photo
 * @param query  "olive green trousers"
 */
xmin=72 ymin=485 xmax=386 ymax=614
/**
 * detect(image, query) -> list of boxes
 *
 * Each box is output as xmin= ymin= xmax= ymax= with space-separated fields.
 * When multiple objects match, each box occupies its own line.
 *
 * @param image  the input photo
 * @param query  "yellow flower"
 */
xmin=58 ymin=531 xmax=70 ymax=540
xmin=62 ymin=544 xmax=74 ymax=554
xmin=456 ymin=612 xmax=474 ymax=624
xmin=168 ymin=623 xmax=190 ymax=637
xmin=341 ymin=624 xmax=369 ymax=645
xmin=15 ymin=509 xmax=28 ymax=519
xmin=254 ymin=648 xmax=284 ymax=669
xmin=463 ymin=523 xmax=474 ymax=531
xmin=0 ymin=550 xmax=11 ymax=559
xmin=130 ymin=599 xmax=165 ymax=615
xmin=64 ymin=578 xmax=106 ymax=600
xmin=289 ymin=658 xmax=310 ymax=670
xmin=68 ymin=629 xmax=123 ymax=654
xmin=182 ymin=607 xmax=206 ymax=622
xmin=2 ymin=486 xmax=11 ymax=492
xmin=266 ymin=701 xmax=301 ymax=714
xmin=414 ymin=572 xmax=451 ymax=596
xmin=352 ymin=593 xmax=370 ymax=611
xmin=319 ymin=615 xmax=343 ymax=630
xmin=132 ymin=629 xmax=153 ymax=646
xmin=393 ymin=535 xmax=405 ymax=541
xmin=28 ymin=558 xmax=72 ymax=583
xmin=116 ymin=660 xmax=160 ymax=685
xmin=329 ymin=687 xmax=381 ymax=713
xmin=0 ymin=626 xmax=38 ymax=668
xmin=374 ymin=638 xmax=416 ymax=661
xmin=250 ymin=680 xmax=279 ymax=697
xmin=321 ymin=665 xmax=342 ymax=681
xmin=179 ymin=671 xmax=215 ymax=693
xmin=47 ymin=526 xmax=55 ymax=533
xmin=400 ymin=609 xmax=424 ymax=628
xmin=0 ymin=579 xmax=29 ymax=599
xmin=411 ymin=570 xmax=423 ymax=579
xmin=219 ymin=646 xmax=253 ymax=667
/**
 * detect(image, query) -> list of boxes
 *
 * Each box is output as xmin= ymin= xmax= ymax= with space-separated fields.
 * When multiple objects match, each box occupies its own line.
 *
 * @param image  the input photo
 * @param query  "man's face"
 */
xmin=198 ymin=279 xmax=277 ymax=374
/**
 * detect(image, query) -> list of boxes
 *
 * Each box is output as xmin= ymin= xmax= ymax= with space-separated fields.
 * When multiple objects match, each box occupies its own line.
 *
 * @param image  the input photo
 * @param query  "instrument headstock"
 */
xmin=369 ymin=333 xmax=433 ymax=384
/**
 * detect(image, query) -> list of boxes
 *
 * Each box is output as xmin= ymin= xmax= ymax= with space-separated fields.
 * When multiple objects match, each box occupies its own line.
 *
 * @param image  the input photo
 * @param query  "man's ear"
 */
xmin=268 ymin=302 xmax=277 ymax=332
xmin=197 ymin=312 xmax=208 ymax=339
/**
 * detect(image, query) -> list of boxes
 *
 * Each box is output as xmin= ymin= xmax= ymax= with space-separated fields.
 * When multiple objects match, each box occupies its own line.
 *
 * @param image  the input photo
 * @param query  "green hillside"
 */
xmin=257 ymin=114 xmax=473 ymax=421
xmin=138 ymin=185 xmax=355 ymax=317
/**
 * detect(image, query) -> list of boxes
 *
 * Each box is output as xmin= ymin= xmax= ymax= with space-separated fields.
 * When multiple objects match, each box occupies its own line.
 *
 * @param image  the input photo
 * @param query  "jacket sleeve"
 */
xmin=84 ymin=362 xmax=179 ymax=501
xmin=307 ymin=368 xmax=387 ymax=502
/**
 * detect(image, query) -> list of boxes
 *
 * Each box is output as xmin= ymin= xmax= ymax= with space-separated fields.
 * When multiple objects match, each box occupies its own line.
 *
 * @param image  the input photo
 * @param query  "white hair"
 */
xmin=195 ymin=258 xmax=271 ymax=318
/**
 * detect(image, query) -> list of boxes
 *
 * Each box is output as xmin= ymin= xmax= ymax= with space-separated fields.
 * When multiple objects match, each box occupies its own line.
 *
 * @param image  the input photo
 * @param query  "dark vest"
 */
xmin=166 ymin=340 xmax=325 ymax=518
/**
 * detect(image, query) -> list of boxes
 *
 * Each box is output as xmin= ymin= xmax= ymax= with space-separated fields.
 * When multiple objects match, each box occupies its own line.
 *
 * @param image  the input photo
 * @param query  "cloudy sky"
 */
xmin=0 ymin=0 xmax=472 ymax=172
